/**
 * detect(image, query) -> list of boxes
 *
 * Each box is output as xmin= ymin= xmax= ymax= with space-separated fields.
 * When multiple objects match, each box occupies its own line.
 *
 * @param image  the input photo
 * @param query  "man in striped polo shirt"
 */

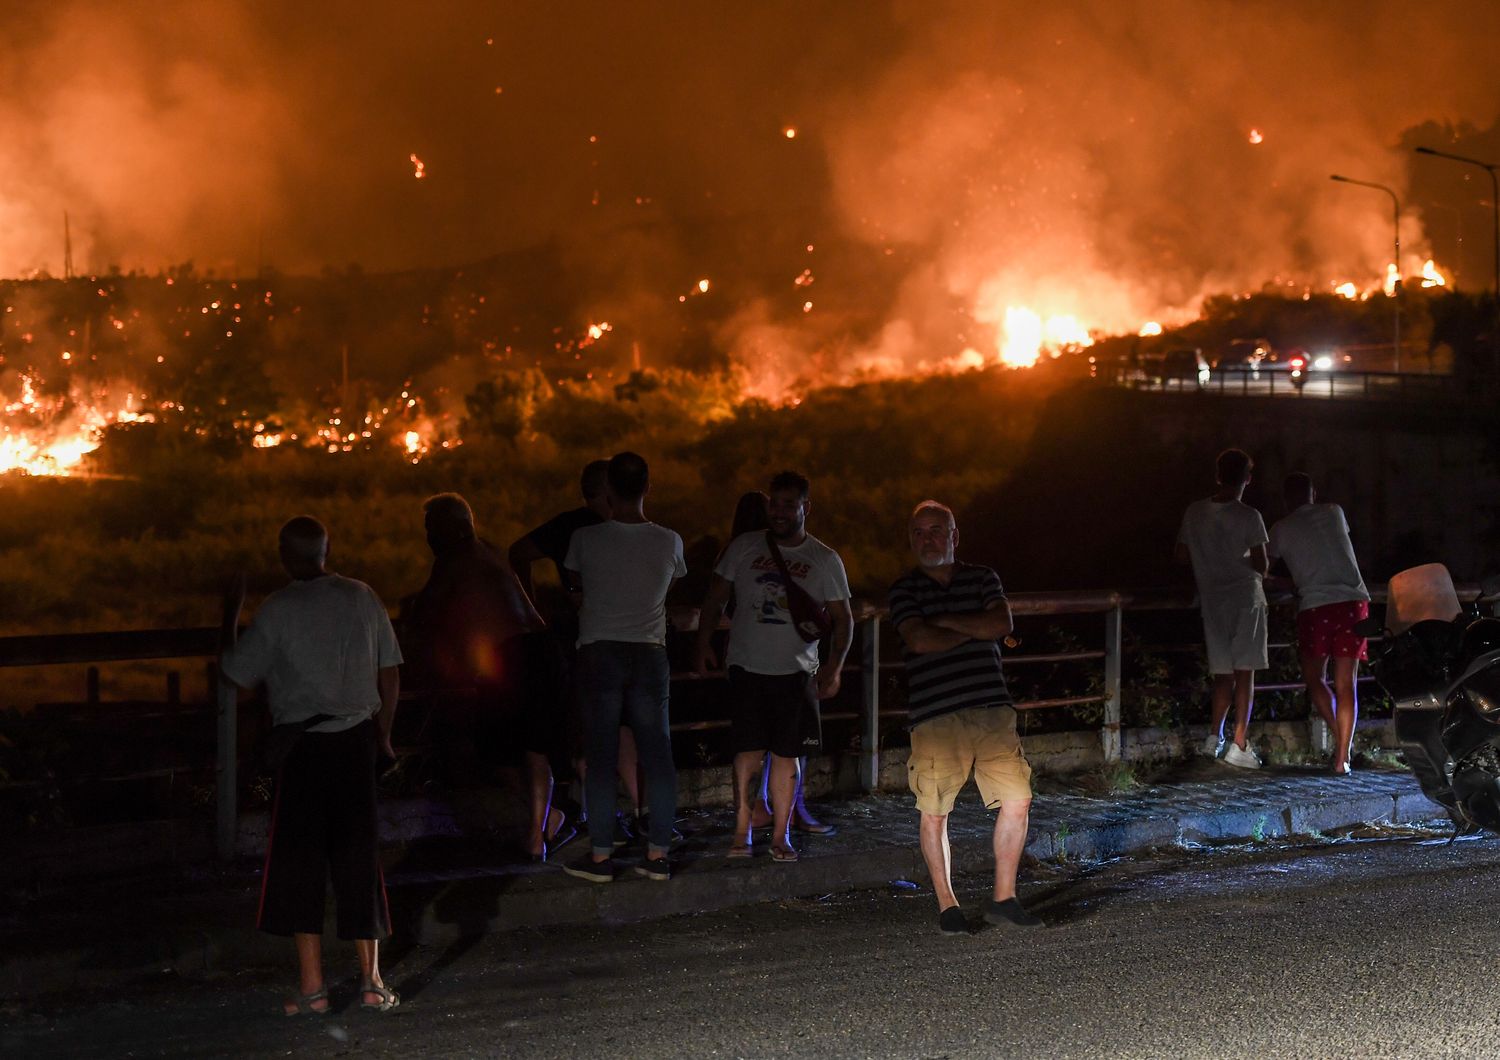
xmin=889 ymin=500 xmax=1040 ymax=935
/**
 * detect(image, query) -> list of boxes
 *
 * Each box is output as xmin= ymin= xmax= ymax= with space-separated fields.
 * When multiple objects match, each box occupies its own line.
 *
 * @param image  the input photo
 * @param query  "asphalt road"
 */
xmin=6 ymin=826 xmax=1499 ymax=1059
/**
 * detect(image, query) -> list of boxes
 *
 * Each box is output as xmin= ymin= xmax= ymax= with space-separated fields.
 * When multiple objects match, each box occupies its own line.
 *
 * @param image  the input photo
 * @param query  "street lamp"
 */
xmin=1416 ymin=146 xmax=1500 ymax=306
xmin=1330 ymin=174 xmax=1401 ymax=370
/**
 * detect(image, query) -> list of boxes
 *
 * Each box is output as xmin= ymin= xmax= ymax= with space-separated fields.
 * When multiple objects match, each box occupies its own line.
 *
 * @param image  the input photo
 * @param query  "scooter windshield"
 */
xmin=1386 ymin=563 xmax=1462 ymax=635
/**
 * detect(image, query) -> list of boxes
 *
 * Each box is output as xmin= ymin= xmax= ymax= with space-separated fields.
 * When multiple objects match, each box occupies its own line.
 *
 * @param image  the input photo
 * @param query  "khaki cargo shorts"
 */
xmin=907 ymin=706 xmax=1032 ymax=815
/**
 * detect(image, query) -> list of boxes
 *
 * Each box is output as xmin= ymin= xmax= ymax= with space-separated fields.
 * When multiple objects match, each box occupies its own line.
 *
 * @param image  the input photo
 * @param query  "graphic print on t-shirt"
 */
xmin=752 ymin=570 xmax=790 ymax=624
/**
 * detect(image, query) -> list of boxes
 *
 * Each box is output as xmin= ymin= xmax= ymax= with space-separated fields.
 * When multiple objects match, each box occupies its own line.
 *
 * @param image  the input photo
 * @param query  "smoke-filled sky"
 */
xmin=4 ymin=0 xmax=1498 ymax=364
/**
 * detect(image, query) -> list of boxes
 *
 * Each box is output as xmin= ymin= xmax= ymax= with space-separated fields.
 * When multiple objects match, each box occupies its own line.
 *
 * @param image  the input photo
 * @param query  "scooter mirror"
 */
xmin=1480 ymin=574 xmax=1500 ymax=599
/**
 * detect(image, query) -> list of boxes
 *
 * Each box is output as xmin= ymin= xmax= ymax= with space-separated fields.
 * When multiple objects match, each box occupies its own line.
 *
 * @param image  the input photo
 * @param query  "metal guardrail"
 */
xmin=1 ymin=584 xmax=1492 ymax=861
xmin=1103 ymin=363 xmax=1498 ymax=403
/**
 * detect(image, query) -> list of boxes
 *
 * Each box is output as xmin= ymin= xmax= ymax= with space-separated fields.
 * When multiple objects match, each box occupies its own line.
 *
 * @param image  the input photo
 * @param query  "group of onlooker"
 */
xmin=1177 ymin=449 xmax=1370 ymax=776
xmin=220 ymin=443 xmax=1366 ymax=1013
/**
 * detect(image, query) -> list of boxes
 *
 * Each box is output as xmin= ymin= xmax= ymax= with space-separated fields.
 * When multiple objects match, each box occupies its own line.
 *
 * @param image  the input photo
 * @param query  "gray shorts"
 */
xmin=1201 ymin=600 xmax=1268 ymax=675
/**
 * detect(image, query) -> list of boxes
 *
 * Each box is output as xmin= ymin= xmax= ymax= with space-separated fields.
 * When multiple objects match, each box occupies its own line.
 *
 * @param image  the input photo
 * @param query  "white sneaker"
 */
xmin=1223 ymin=742 xmax=1262 ymax=769
xmin=1201 ymin=733 xmax=1226 ymax=758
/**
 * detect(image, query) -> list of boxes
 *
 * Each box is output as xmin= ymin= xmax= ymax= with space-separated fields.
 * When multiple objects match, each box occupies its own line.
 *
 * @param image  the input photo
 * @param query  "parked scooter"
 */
xmin=1358 ymin=564 xmax=1500 ymax=832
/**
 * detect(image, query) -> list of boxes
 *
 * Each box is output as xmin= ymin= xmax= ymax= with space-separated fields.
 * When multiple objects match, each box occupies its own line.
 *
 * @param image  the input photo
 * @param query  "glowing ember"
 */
xmin=1138 ymin=321 xmax=1163 ymax=337
xmin=697 ymin=278 xmax=711 ymax=293
xmin=1419 ymin=258 xmax=1447 ymax=288
xmin=784 ymin=127 xmax=797 ymax=139
xmin=1248 ymin=128 xmax=1264 ymax=144
xmin=404 ymin=430 xmax=422 ymax=454
xmin=409 ymin=153 xmax=426 ymax=179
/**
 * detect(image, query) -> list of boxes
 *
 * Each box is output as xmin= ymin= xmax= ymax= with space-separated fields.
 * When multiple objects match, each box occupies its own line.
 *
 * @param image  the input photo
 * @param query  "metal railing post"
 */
xmin=1102 ymin=604 xmax=1122 ymax=763
xmin=861 ymin=614 xmax=881 ymax=792
xmin=215 ymin=670 xmax=238 ymax=861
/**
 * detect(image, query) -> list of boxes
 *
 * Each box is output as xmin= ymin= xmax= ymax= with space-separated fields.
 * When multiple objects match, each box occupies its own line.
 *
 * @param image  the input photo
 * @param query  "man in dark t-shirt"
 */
xmin=509 ymin=460 xmax=611 ymax=625
xmin=889 ymin=500 xmax=1040 ymax=935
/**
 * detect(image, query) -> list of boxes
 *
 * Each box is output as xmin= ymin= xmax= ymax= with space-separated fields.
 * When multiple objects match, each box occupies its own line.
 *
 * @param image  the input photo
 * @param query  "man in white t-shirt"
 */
xmin=220 ymin=516 xmax=402 ymax=1015
xmin=1176 ymin=449 xmax=1269 ymax=769
xmin=693 ymin=471 xmax=854 ymax=862
xmin=561 ymin=451 xmax=687 ymax=884
xmin=1268 ymin=473 xmax=1370 ymax=775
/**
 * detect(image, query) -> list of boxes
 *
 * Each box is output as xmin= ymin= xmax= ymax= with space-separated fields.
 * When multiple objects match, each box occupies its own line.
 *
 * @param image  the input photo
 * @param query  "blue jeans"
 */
xmin=577 ymin=641 xmax=677 ymax=856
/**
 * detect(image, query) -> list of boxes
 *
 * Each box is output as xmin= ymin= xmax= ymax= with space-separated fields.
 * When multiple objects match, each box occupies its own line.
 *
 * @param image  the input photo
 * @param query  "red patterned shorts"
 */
xmin=1296 ymin=599 xmax=1369 ymax=660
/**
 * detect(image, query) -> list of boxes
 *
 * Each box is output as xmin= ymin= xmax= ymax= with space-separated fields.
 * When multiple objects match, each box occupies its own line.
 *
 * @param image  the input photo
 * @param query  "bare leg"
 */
xmin=1230 ymin=669 xmax=1255 ymax=749
xmin=751 ymin=752 xmax=774 ymax=828
xmin=1210 ymin=673 xmax=1234 ymax=740
xmin=1331 ymin=656 xmax=1360 ymax=771
xmin=618 ymin=726 xmax=643 ymax=818
xmin=356 ymin=938 xmax=393 ymax=1007
xmin=992 ymin=798 xmax=1032 ymax=902
xmin=523 ymin=750 xmax=556 ymax=858
xmin=919 ymin=812 xmax=958 ymax=912
xmin=1300 ymin=652 xmax=1336 ymax=731
xmin=768 ymin=754 xmax=799 ymax=855
xmin=284 ymin=933 xmax=328 ymax=1014
xmin=731 ymin=750 xmax=764 ymax=850
xmin=792 ymin=756 xmax=823 ymax=828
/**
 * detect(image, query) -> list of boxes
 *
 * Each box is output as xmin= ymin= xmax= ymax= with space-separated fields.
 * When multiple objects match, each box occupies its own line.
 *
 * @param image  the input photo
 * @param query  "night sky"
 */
xmin=4 ymin=1 xmax=1498 ymax=359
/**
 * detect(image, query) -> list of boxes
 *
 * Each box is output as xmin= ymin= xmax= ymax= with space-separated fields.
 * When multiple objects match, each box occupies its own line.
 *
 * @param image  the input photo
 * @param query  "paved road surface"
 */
xmin=6 ymin=826 xmax=1498 ymax=1058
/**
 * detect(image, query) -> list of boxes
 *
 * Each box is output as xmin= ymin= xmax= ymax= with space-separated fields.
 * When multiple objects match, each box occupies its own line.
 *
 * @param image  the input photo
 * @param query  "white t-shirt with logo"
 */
xmin=714 ymin=531 xmax=852 ymax=675
xmin=1268 ymin=503 xmax=1369 ymax=611
xmin=220 ymin=574 xmax=403 ymax=732
xmin=565 ymin=520 xmax=687 ymax=646
xmin=1177 ymin=499 xmax=1269 ymax=609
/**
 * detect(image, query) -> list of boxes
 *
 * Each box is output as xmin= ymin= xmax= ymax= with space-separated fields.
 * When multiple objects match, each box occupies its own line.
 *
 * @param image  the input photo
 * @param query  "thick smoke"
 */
xmin=821 ymin=0 xmax=1500 ymax=353
xmin=2 ymin=1 xmax=1498 ymax=379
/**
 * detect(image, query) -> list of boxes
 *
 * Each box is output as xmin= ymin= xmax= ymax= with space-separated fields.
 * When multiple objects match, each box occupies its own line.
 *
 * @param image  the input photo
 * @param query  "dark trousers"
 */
xmin=258 ymin=720 xmax=390 ymax=940
xmin=577 ymin=641 xmax=677 ymax=854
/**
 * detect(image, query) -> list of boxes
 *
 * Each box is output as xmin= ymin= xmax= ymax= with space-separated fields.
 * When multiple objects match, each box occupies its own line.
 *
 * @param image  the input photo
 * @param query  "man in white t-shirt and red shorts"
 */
xmin=1268 ymin=473 xmax=1370 ymax=775
xmin=1176 ymin=449 xmax=1270 ymax=769
xmin=694 ymin=471 xmax=854 ymax=862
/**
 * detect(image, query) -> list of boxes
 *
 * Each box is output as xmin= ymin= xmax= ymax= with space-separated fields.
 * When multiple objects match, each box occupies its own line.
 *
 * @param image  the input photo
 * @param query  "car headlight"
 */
xmin=1313 ymin=354 xmax=1334 ymax=370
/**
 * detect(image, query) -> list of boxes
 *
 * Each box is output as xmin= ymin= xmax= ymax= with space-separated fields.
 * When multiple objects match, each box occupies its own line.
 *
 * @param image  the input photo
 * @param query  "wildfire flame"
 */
xmin=1 ymin=376 xmax=156 ymax=476
xmin=1419 ymin=258 xmax=1447 ymax=288
xmin=409 ymin=153 xmax=426 ymax=180
xmin=1138 ymin=321 xmax=1163 ymax=337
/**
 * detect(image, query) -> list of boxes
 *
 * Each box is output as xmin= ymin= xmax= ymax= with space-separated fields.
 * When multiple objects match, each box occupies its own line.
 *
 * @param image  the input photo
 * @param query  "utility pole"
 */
xmin=1416 ymin=146 xmax=1500 ymax=356
xmin=63 ymin=211 xmax=74 ymax=280
xmin=1331 ymin=175 xmax=1402 ymax=371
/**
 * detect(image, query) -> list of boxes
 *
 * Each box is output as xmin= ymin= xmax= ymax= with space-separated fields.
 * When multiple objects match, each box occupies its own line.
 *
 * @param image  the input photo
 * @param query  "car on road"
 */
xmin=1213 ymin=338 xmax=1273 ymax=375
xmin=1154 ymin=347 xmax=1209 ymax=389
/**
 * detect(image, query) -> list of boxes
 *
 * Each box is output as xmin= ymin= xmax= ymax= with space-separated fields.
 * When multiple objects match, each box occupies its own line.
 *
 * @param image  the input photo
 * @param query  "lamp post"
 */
xmin=1331 ymin=174 xmax=1401 ymax=370
xmin=1416 ymin=146 xmax=1500 ymax=301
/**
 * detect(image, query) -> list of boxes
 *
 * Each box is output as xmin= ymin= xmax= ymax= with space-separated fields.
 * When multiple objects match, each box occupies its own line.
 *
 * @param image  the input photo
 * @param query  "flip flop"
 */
xmin=360 ymin=983 xmax=401 ymax=1012
xmin=546 ymin=822 xmax=579 ymax=854
xmin=793 ymin=820 xmax=837 ymax=836
xmin=727 ymin=843 xmax=753 ymax=859
xmin=769 ymin=845 xmax=799 ymax=864
xmin=284 ymin=987 xmax=329 ymax=1016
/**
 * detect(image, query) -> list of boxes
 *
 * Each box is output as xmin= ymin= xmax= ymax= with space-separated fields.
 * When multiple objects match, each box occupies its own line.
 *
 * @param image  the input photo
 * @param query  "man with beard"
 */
xmin=889 ymin=501 xmax=1040 ymax=935
xmin=693 ymin=471 xmax=853 ymax=862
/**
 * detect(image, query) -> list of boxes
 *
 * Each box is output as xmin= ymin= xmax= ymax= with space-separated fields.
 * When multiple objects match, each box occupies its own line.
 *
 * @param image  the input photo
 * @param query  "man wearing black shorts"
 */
xmin=693 ymin=471 xmax=853 ymax=862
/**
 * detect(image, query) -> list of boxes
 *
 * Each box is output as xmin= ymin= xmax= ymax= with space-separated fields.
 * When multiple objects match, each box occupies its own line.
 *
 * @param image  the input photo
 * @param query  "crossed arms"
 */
xmin=895 ymin=597 xmax=1012 ymax=655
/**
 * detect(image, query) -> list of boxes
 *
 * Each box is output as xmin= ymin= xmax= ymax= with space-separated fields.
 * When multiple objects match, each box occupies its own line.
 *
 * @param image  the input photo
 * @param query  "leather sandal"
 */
xmin=284 ymin=987 xmax=329 ymax=1016
xmin=360 ymin=983 xmax=401 ymax=1012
